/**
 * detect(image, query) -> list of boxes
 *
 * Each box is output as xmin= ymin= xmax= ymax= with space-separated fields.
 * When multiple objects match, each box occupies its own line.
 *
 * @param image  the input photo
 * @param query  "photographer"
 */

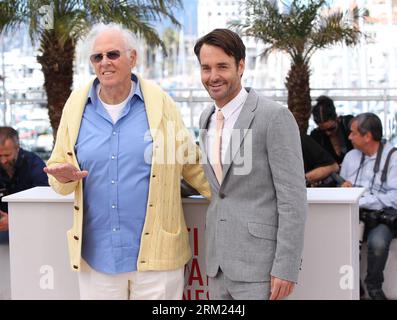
xmin=340 ymin=113 xmax=397 ymax=300
xmin=0 ymin=127 xmax=48 ymax=243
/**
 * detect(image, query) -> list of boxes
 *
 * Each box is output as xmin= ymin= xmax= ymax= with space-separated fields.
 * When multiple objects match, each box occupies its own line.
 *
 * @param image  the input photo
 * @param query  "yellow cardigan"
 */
xmin=47 ymin=75 xmax=211 ymax=272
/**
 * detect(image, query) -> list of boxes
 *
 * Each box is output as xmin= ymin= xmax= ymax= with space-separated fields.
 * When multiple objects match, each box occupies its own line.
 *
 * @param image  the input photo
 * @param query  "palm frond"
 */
xmin=306 ymin=7 xmax=361 ymax=60
xmin=3 ymin=0 xmax=181 ymax=49
xmin=231 ymin=0 xmax=362 ymax=64
xmin=0 ymin=0 xmax=27 ymax=33
xmin=83 ymin=0 xmax=182 ymax=48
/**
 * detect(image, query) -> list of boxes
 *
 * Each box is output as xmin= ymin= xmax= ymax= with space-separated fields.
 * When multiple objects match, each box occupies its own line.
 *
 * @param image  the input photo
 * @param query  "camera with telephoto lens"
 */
xmin=359 ymin=208 xmax=397 ymax=231
xmin=379 ymin=209 xmax=397 ymax=231
xmin=359 ymin=209 xmax=380 ymax=229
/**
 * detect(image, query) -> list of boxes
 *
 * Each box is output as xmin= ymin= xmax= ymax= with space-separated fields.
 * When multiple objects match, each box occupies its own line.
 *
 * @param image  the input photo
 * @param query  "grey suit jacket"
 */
xmin=199 ymin=88 xmax=307 ymax=283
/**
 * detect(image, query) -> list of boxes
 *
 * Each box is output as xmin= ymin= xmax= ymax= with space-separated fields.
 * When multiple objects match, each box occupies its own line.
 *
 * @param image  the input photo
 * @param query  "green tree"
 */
xmin=232 ymin=0 xmax=362 ymax=133
xmin=0 ymin=0 xmax=181 ymax=137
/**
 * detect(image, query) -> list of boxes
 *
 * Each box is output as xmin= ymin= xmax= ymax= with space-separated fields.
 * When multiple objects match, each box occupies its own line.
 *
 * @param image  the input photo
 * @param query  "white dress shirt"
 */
xmin=207 ymin=88 xmax=248 ymax=167
xmin=340 ymin=142 xmax=397 ymax=210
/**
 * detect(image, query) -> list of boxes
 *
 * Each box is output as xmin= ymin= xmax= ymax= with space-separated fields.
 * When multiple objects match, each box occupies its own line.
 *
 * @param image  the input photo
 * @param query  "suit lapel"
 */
xmin=199 ymin=105 xmax=220 ymax=187
xmin=199 ymin=105 xmax=215 ymax=158
xmin=222 ymin=88 xmax=258 ymax=181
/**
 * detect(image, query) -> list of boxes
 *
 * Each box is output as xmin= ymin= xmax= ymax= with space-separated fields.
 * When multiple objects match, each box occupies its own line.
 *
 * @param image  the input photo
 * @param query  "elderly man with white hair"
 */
xmin=44 ymin=23 xmax=210 ymax=300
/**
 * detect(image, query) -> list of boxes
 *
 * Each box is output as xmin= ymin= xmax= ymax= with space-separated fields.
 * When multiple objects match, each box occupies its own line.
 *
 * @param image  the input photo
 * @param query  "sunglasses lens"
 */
xmin=90 ymin=53 xmax=103 ymax=63
xmin=90 ymin=50 xmax=122 ymax=63
xmin=106 ymin=50 xmax=121 ymax=60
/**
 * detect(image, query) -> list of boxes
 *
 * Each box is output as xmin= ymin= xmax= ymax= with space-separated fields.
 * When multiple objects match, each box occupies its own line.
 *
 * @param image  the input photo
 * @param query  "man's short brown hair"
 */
xmin=194 ymin=29 xmax=246 ymax=66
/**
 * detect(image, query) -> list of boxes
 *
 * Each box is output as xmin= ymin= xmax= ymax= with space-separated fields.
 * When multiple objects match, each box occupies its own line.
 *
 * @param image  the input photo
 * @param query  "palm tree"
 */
xmin=232 ymin=0 xmax=362 ymax=133
xmin=0 ymin=0 xmax=181 ymax=138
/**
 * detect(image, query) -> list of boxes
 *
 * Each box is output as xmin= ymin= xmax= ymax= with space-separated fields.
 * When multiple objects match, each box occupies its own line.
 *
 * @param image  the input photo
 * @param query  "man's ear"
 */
xmin=365 ymin=132 xmax=373 ymax=142
xmin=129 ymin=49 xmax=137 ymax=68
xmin=238 ymin=59 xmax=245 ymax=78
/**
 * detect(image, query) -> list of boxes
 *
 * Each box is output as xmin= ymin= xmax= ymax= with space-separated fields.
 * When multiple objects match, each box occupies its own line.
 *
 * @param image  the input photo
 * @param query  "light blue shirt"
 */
xmin=75 ymin=74 xmax=152 ymax=274
xmin=340 ymin=142 xmax=397 ymax=210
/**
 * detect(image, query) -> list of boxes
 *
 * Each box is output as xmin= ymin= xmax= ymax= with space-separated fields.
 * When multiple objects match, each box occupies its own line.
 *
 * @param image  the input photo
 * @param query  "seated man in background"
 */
xmin=301 ymin=134 xmax=339 ymax=187
xmin=0 ymin=127 xmax=49 ymax=243
xmin=310 ymin=95 xmax=353 ymax=164
xmin=340 ymin=113 xmax=397 ymax=300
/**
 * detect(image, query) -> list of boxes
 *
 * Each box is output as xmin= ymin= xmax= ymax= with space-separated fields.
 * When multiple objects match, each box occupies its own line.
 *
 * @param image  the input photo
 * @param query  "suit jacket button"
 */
xmin=219 ymin=193 xmax=226 ymax=199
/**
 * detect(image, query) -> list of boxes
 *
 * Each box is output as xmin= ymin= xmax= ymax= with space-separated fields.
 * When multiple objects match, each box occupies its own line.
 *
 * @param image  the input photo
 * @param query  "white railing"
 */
xmin=165 ymin=87 xmax=397 ymax=140
xmin=3 ymin=87 xmax=397 ymax=157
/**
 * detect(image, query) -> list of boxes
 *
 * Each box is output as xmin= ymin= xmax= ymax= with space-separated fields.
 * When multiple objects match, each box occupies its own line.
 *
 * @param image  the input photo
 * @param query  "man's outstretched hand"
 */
xmin=44 ymin=164 xmax=88 ymax=183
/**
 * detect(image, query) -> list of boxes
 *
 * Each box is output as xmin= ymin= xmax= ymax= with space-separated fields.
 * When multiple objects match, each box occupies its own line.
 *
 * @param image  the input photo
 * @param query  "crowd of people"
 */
xmin=0 ymin=24 xmax=396 ymax=301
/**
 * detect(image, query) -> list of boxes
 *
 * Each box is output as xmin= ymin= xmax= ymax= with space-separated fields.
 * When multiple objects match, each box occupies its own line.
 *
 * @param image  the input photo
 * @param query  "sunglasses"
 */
xmin=90 ymin=50 xmax=123 ymax=63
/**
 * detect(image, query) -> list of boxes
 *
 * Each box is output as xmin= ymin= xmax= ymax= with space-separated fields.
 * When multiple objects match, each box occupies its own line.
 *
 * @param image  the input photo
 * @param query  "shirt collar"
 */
xmin=215 ymin=87 xmax=248 ymax=120
xmin=87 ymin=73 xmax=144 ymax=105
xmin=132 ymin=73 xmax=144 ymax=101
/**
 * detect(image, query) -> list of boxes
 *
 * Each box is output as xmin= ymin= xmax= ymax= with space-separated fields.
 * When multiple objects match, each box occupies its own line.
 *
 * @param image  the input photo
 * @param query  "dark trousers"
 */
xmin=364 ymin=223 xmax=394 ymax=290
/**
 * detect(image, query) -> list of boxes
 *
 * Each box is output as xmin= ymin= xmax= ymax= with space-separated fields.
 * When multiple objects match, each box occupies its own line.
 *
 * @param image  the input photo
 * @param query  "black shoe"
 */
xmin=368 ymin=288 xmax=388 ymax=300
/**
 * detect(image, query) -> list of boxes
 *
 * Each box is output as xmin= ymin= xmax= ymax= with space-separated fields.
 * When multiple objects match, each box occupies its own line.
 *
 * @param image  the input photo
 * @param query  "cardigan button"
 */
xmin=74 ymin=206 xmax=79 ymax=211
xmin=67 ymin=152 xmax=73 ymax=156
xmin=73 ymin=236 xmax=79 ymax=240
xmin=73 ymin=265 xmax=78 ymax=269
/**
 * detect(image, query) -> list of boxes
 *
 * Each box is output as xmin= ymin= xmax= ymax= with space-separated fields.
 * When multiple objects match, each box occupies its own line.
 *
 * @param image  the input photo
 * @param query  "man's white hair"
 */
xmin=85 ymin=23 xmax=137 ymax=55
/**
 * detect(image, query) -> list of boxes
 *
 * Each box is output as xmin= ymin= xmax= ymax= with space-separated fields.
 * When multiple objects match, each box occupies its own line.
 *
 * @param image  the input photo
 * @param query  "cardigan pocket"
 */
xmin=155 ymin=226 xmax=189 ymax=260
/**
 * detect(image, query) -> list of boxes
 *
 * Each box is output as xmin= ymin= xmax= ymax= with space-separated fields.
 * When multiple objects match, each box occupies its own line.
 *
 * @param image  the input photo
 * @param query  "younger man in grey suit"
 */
xmin=194 ymin=29 xmax=307 ymax=300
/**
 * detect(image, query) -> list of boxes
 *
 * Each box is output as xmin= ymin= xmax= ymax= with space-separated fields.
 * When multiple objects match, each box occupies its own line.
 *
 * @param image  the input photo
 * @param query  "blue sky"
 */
xmin=155 ymin=0 xmax=198 ymax=36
